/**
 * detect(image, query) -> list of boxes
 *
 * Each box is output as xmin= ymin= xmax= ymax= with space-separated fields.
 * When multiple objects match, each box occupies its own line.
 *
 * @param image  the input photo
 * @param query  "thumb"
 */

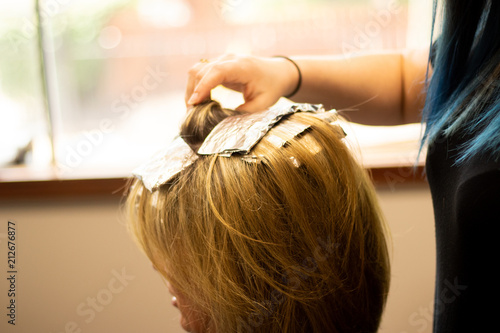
xmin=236 ymin=96 xmax=278 ymax=113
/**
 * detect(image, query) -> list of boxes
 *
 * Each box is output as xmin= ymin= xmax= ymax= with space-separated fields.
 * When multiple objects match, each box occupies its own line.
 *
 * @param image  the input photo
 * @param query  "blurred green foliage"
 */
xmin=0 ymin=1 xmax=129 ymax=100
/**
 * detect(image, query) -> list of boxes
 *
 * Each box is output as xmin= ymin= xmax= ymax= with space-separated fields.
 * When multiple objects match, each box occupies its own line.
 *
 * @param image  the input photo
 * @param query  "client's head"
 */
xmin=127 ymin=101 xmax=390 ymax=333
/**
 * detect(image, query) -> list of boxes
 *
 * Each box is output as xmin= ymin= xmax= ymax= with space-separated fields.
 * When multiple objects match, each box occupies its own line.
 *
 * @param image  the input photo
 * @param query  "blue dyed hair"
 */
xmin=421 ymin=0 xmax=500 ymax=163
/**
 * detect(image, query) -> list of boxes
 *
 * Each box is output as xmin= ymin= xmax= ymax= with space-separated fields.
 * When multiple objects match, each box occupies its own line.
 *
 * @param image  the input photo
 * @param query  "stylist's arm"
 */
xmin=186 ymin=49 xmax=429 ymax=126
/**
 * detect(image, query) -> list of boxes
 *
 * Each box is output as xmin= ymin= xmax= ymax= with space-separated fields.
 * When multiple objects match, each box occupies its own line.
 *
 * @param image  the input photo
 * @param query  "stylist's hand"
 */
xmin=185 ymin=54 xmax=299 ymax=112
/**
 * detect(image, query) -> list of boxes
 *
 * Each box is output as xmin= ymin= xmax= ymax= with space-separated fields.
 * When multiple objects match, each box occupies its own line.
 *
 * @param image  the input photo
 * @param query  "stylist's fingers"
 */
xmin=236 ymin=88 xmax=279 ymax=113
xmin=187 ymin=57 xmax=248 ymax=107
xmin=185 ymin=54 xmax=289 ymax=112
xmin=185 ymin=59 xmax=214 ymax=106
xmin=185 ymin=54 xmax=234 ymax=106
xmin=187 ymin=66 xmax=229 ymax=106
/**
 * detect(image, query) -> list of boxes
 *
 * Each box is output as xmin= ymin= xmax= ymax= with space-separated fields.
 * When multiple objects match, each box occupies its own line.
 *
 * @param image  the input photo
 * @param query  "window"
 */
xmin=0 ymin=0 xmax=432 ymax=179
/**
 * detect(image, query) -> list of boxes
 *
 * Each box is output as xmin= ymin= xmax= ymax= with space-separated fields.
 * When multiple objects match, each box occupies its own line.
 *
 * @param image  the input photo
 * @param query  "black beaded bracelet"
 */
xmin=274 ymin=56 xmax=302 ymax=99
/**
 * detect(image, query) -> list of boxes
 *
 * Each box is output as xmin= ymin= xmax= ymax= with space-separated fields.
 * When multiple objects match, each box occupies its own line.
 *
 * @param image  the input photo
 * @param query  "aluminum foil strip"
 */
xmin=133 ymin=104 xmax=343 ymax=192
xmin=197 ymin=103 xmax=325 ymax=156
xmin=264 ymin=119 xmax=311 ymax=148
xmin=132 ymin=136 xmax=198 ymax=192
xmin=236 ymin=110 xmax=344 ymax=164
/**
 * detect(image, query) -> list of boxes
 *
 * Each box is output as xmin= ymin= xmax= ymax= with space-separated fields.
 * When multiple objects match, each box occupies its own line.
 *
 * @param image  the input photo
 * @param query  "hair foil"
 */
xmin=197 ymin=103 xmax=325 ymax=156
xmin=133 ymin=103 xmax=344 ymax=192
xmin=132 ymin=136 xmax=198 ymax=191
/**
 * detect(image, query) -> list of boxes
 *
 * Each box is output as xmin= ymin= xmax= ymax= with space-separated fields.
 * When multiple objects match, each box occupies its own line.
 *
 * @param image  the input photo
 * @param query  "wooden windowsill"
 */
xmin=0 ymin=167 xmax=130 ymax=199
xmin=0 ymin=122 xmax=428 ymax=199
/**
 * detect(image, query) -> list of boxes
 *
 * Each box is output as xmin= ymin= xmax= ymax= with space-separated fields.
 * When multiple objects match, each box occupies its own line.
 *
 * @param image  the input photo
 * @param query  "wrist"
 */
xmin=273 ymin=56 xmax=302 ymax=99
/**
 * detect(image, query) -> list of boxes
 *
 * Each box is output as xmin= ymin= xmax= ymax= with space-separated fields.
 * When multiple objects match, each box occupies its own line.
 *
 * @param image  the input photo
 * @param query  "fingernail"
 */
xmin=188 ymin=92 xmax=198 ymax=105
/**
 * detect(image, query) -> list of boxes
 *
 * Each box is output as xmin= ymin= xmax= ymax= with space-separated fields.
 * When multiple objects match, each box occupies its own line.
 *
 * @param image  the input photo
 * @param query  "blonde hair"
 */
xmin=127 ymin=101 xmax=390 ymax=332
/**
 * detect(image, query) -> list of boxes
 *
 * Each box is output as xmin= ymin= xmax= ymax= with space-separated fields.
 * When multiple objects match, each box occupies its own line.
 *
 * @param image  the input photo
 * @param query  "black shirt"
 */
xmin=426 ymin=131 xmax=500 ymax=332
